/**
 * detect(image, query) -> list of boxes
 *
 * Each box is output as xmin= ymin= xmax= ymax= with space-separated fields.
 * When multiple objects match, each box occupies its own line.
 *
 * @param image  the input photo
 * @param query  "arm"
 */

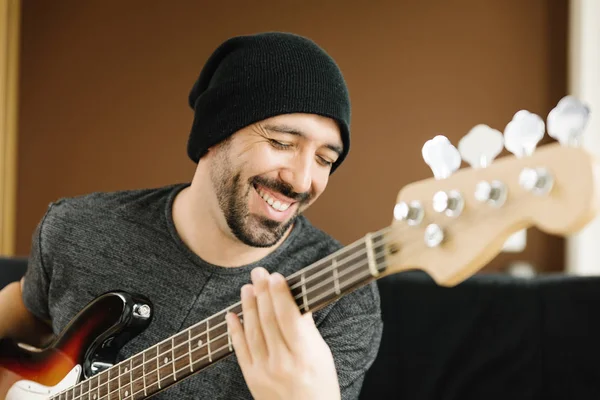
xmin=1 ymin=205 xmax=57 ymax=348
xmin=0 ymin=278 xmax=54 ymax=347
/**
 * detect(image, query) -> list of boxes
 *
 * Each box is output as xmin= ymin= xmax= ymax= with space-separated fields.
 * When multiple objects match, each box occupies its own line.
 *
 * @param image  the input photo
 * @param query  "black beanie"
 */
xmin=187 ymin=32 xmax=351 ymax=174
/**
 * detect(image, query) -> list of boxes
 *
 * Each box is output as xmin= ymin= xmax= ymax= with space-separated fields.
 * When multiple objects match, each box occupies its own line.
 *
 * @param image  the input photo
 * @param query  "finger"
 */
xmin=239 ymin=283 xmax=268 ymax=362
xmin=251 ymin=267 xmax=290 ymax=356
xmin=269 ymin=272 xmax=306 ymax=352
xmin=226 ymin=310 xmax=252 ymax=367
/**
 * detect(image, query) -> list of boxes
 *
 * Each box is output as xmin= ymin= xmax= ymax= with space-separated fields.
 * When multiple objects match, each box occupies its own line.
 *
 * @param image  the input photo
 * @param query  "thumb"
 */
xmin=302 ymin=311 xmax=317 ymax=328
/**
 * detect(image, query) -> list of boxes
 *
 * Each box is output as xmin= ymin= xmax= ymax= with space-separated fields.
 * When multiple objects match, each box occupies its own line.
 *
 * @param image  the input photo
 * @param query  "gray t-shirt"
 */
xmin=22 ymin=183 xmax=383 ymax=399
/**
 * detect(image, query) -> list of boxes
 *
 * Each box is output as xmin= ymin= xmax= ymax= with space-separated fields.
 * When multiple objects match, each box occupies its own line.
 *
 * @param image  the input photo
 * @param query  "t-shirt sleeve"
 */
xmin=21 ymin=204 xmax=55 ymax=324
xmin=316 ymin=281 xmax=383 ymax=400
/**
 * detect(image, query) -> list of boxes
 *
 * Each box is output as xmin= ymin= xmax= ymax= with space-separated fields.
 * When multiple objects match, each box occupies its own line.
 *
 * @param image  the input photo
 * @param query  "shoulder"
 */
xmin=37 ymin=183 xmax=187 ymax=243
xmin=43 ymin=183 xmax=186 ymax=223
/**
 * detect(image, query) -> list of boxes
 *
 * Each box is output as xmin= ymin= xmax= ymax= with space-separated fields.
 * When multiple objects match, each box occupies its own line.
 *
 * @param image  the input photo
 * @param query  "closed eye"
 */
xmin=269 ymin=139 xmax=293 ymax=150
xmin=317 ymin=156 xmax=334 ymax=167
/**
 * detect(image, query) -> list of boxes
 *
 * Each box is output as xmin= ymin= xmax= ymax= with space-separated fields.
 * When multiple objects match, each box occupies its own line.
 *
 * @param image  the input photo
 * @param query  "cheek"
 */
xmin=310 ymin=171 xmax=330 ymax=198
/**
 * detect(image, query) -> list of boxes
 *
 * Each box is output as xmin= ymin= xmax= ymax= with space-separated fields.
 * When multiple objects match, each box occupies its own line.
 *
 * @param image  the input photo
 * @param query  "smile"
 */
xmin=253 ymin=184 xmax=293 ymax=212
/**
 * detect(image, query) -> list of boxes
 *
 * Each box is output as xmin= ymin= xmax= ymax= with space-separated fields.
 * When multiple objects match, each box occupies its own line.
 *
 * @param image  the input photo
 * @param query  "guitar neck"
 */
xmin=55 ymin=228 xmax=390 ymax=400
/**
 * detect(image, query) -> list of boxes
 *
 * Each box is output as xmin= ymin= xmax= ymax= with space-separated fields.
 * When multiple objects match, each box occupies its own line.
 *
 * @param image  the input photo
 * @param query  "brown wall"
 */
xmin=15 ymin=0 xmax=568 ymax=273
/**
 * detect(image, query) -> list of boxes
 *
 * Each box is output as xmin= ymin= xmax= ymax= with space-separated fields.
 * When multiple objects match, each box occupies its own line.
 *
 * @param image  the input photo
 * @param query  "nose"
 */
xmin=280 ymin=152 xmax=313 ymax=195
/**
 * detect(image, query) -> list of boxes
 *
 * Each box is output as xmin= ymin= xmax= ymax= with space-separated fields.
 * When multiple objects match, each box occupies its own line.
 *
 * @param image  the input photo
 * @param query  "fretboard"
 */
xmin=52 ymin=229 xmax=389 ymax=400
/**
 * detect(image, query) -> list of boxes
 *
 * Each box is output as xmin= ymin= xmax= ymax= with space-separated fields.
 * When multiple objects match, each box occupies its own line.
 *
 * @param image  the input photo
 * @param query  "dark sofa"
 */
xmin=2 ymin=257 xmax=599 ymax=399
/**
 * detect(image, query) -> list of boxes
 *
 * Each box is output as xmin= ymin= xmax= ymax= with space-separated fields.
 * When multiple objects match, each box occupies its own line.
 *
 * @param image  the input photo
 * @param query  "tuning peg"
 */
xmin=504 ymin=110 xmax=545 ymax=158
xmin=547 ymin=95 xmax=590 ymax=147
xmin=422 ymin=135 xmax=461 ymax=179
xmin=458 ymin=124 xmax=504 ymax=168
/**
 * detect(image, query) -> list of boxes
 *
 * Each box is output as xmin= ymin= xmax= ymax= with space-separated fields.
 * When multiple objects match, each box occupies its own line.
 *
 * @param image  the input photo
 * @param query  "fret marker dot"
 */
xmin=124 ymin=367 xmax=128 ymax=372
xmin=164 ymin=357 xmax=169 ymax=364
xmin=125 ymin=391 xmax=129 ymax=396
xmin=93 ymin=395 xmax=97 ymax=399
xmin=198 ymin=339 xmax=203 ymax=347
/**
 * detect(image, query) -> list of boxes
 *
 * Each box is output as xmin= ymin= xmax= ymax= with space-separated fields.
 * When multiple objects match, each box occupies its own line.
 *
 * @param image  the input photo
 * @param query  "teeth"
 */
xmin=255 ymin=186 xmax=291 ymax=212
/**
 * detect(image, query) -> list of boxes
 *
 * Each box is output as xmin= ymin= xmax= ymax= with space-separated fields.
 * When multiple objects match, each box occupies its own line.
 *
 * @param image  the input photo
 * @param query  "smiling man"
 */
xmin=1 ymin=32 xmax=383 ymax=399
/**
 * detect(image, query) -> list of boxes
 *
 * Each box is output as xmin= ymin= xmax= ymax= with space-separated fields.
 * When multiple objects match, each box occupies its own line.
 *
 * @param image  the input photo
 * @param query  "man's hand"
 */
xmin=226 ymin=267 xmax=341 ymax=400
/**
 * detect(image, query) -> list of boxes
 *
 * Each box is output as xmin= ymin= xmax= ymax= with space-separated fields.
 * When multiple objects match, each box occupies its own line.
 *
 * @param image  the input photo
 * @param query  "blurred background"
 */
xmin=1 ymin=0 xmax=599 ymax=277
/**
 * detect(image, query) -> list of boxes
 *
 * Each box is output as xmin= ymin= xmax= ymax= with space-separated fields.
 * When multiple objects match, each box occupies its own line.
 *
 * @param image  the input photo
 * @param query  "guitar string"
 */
xmin=64 ymin=194 xmax=517 ymax=400
xmin=74 ymin=264 xmax=378 ymax=400
xmin=56 ymin=224 xmax=394 ymax=400
xmin=61 ymin=194 xmax=524 ymax=399
xmin=62 ymin=239 xmax=387 ymax=400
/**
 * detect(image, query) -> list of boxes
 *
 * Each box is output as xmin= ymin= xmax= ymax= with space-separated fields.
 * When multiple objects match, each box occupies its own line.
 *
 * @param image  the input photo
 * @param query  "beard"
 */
xmin=209 ymin=145 xmax=311 ymax=248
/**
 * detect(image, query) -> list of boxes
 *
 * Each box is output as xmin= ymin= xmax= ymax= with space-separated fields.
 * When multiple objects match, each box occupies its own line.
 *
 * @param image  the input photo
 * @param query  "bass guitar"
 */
xmin=0 ymin=96 xmax=596 ymax=399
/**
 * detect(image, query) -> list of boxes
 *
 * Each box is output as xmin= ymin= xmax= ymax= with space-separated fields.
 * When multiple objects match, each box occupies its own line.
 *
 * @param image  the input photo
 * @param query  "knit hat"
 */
xmin=187 ymin=32 xmax=351 ymax=173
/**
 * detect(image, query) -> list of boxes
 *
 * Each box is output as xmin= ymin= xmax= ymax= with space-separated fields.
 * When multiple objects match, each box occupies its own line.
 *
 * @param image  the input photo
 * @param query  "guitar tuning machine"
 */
xmin=475 ymin=180 xmax=507 ymax=207
xmin=432 ymin=190 xmax=464 ymax=217
xmin=424 ymin=223 xmax=445 ymax=247
xmin=394 ymin=200 xmax=424 ymax=226
xmin=519 ymin=167 xmax=554 ymax=195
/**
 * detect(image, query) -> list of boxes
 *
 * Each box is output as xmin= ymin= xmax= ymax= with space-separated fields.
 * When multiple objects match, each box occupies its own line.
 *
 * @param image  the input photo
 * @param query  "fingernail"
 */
xmin=241 ymin=284 xmax=254 ymax=299
xmin=251 ymin=267 xmax=267 ymax=281
xmin=269 ymin=273 xmax=285 ymax=286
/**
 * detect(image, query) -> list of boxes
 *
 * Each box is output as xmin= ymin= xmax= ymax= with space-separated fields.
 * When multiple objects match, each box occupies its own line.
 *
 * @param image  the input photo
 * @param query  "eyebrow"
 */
xmin=263 ymin=123 xmax=343 ymax=156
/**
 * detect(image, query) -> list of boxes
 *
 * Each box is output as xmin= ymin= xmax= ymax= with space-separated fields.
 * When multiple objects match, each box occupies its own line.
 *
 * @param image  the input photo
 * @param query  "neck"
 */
xmin=52 ymin=229 xmax=390 ymax=400
xmin=172 ymin=183 xmax=291 ymax=267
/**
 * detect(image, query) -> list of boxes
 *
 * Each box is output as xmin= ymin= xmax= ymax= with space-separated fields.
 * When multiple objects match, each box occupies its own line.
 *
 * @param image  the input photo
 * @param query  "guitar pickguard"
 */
xmin=5 ymin=365 xmax=81 ymax=400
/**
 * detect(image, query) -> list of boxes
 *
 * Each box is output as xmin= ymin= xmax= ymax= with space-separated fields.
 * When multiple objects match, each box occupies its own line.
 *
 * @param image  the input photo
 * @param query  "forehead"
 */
xmin=260 ymin=113 xmax=343 ymax=148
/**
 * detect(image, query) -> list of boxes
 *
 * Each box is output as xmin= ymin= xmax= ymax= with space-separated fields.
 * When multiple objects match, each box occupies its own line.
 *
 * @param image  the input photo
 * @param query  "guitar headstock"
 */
xmin=381 ymin=96 xmax=598 ymax=286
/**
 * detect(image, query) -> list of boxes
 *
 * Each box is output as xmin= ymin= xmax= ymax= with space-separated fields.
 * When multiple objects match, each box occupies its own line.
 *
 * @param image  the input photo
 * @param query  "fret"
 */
xmin=157 ymin=341 xmax=176 ymax=388
xmin=171 ymin=337 xmax=177 ymax=381
xmin=189 ymin=323 xmax=208 ymax=371
xmin=119 ymin=361 xmax=132 ymax=399
xmin=301 ymin=272 xmax=309 ymax=312
xmin=97 ymin=370 xmax=108 ymax=400
xmin=187 ymin=316 xmax=232 ymax=373
xmin=79 ymin=378 xmax=89 ymax=400
xmin=155 ymin=346 xmax=161 ymax=389
xmin=332 ymin=258 xmax=341 ymax=296
xmin=172 ymin=331 xmax=189 ymax=380
xmin=227 ymin=307 xmax=233 ymax=352
xmin=209 ymin=314 xmax=232 ymax=360
xmin=107 ymin=367 xmax=118 ymax=400
xmin=91 ymin=373 xmax=100 ymax=400
xmin=188 ymin=329 xmax=194 ymax=373
xmin=143 ymin=345 xmax=160 ymax=393
xmin=87 ymin=374 xmax=98 ymax=400
xmin=131 ymin=352 xmax=146 ymax=398
xmin=128 ymin=358 xmax=135 ymax=400
xmin=65 ymin=390 xmax=71 ymax=400
xmin=142 ymin=352 xmax=148 ymax=396
xmin=206 ymin=319 xmax=212 ymax=362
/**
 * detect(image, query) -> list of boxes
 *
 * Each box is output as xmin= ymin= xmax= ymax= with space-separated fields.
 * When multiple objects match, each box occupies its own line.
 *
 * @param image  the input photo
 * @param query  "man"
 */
xmin=0 ymin=32 xmax=383 ymax=399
